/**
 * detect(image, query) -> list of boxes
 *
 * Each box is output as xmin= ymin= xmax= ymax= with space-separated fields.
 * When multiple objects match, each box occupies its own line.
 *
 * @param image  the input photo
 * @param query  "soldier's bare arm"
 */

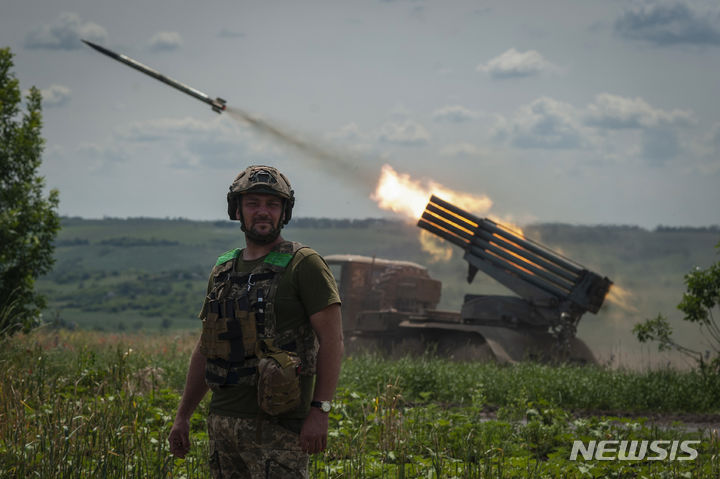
xmin=300 ymin=303 xmax=343 ymax=454
xmin=169 ymin=339 xmax=209 ymax=458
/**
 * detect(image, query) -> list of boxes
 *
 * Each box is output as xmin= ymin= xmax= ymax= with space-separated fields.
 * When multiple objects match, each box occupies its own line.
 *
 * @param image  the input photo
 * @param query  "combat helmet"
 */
xmin=227 ymin=165 xmax=295 ymax=225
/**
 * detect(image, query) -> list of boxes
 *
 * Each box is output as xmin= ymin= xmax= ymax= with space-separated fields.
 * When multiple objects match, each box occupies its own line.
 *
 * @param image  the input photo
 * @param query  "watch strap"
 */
xmin=310 ymin=400 xmax=331 ymax=412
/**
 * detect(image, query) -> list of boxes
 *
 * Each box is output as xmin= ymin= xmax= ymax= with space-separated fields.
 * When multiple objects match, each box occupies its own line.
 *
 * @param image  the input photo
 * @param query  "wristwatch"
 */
xmin=310 ymin=400 xmax=332 ymax=413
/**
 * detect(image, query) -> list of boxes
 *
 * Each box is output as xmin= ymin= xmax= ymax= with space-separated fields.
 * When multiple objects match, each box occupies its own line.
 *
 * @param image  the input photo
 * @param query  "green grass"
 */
xmin=1 ymin=330 xmax=719 ymax=478
xmin=0 ymin=330 xmax=205 ymax=478
xmin=341 ymin=354 xmax=720 ymax=413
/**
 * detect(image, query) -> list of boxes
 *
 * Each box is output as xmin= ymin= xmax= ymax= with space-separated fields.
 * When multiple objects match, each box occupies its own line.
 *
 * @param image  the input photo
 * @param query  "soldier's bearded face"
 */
xmin=239 ymin=193 xmax=284 ymax=244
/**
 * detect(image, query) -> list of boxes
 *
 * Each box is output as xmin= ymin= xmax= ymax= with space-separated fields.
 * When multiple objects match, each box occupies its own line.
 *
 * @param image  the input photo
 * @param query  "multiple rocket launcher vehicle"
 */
xmin=330 ymin=196 xmax=612 ymax=363
xmin=85 ymin=41 xmax=613 ymax=362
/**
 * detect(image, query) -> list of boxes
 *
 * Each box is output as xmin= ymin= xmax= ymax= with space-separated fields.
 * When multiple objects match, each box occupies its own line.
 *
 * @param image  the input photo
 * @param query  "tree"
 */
xmin=634 ymin=242 xmax=720 ymax=373
xmin=0 ymin=47 xmax=60 ymax=336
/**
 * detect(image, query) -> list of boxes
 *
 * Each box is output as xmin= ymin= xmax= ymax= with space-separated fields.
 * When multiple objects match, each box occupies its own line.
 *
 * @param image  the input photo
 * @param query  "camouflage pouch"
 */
xmin=200 ymin=314 xmax=231 ymax=360
xmin=237 ymin=310 xmax=257 ymax=357
xmin=257 ymin=348 xmax=301 ymax=416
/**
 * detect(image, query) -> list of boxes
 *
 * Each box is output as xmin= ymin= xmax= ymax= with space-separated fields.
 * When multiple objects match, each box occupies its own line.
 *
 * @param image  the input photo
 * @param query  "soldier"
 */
xmin=168 ymin=165 xmax=343 ymax=478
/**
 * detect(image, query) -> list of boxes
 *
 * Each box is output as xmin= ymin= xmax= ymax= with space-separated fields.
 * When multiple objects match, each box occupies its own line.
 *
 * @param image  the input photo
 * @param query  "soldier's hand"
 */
xmin=168 ymin=417 xmax=191 ymax=458
xmin=300 ymin=408 xmax=329 ymax=454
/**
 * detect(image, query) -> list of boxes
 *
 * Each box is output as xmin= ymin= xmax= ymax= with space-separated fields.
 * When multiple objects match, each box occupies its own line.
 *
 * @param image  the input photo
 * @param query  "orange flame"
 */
xmin=371 ymin=164 xmax=524 ymax=262
xmin=371 ymin=164 xmax=493 ymax=220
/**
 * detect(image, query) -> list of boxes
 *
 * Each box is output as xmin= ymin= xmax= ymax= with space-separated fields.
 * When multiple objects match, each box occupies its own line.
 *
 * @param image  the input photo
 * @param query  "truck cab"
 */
xmin=324 ymin=254 xmax=441 ymax=332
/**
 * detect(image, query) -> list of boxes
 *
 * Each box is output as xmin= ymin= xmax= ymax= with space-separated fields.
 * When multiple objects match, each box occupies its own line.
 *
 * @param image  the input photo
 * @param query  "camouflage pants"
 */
xmin=207 ymin=413 xmax=309 ymax=479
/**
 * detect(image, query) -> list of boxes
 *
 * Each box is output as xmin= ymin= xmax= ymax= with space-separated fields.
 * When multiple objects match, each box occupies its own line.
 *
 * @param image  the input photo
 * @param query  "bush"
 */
xmin=635 ymin=241 xmax=720 ymax=373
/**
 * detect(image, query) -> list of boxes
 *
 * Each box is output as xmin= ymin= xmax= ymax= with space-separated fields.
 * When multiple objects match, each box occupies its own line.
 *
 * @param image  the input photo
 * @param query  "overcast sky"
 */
xmin=3 ymin=0 xmax=720 ymax=228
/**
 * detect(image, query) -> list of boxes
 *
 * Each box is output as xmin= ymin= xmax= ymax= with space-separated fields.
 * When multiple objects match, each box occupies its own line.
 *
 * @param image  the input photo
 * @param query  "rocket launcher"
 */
xmin=417 ymin=195 xmax=612 ymax=322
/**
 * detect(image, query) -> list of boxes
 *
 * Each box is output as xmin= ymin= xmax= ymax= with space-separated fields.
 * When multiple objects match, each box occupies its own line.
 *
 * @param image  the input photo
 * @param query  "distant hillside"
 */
xmin=38 ymin=217 xmax=720 ymax=365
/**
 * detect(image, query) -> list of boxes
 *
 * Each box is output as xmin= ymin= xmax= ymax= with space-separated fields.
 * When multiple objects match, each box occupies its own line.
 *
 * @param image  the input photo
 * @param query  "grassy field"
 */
xmin=37 ymin=217 xmax=720 ymax=367
xmin=7 ymin=218 xmax=718 ymax=477
xmin=1 ymin=329 xmax=719 ymax=478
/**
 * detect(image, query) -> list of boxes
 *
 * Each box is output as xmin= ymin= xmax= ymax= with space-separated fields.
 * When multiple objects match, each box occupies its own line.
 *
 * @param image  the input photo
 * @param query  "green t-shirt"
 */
xmin=202 ymin=247 xmax=340 ymax=422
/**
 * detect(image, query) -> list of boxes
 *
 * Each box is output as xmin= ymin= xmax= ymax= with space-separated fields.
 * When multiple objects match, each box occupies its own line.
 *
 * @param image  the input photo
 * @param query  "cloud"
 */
xmin=615 ymin=1 xmax=720 ymax=46
xmin=492 ymin=93 xmax=703 ymax=166
xmin=113 ymin=116 xmax=276 ymax=169
xmin=25 ymin=13 xmax=107 ymax=50
xmin=439 ymin=143 xmax=483 ymax=157
xmin=584 ymin=93 xmax=694 ymax=163
xmin=185 ymin=136 xmax=248 ymax=168
xmin=432 ymin=105 xmax=478 ymax=123
xmin=40 ymin=85 xmax=71 ymax=107
xmin=76 ymin=142 xmax=129 ymax=165
xmin=378 ymin=120 xmax=431 ymax=146
xmin=477 ymin=48 xmax=558 ymax=79
xmin=492 ymin=97 xmax=585 ymax=149
xmin=117 ymin=117 xmax=215 ymax=142
xmin=585 ymin=93 xmax=695 ymax=129
xmin=148 ymin=32 xmax=183 ymax=52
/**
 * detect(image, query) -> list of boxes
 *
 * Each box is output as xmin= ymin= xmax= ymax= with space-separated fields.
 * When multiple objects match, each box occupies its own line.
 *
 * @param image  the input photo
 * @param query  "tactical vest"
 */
xmin=200 ymin=241 xmax=319 ymax=390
